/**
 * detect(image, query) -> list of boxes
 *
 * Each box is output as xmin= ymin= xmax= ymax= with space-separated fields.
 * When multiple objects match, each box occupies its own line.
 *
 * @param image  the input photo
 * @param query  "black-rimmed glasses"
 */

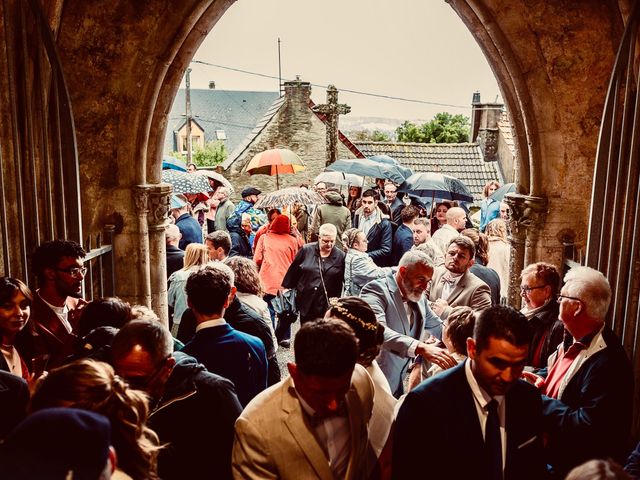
xmin=520 ymin=285 xmax=546 ymax=293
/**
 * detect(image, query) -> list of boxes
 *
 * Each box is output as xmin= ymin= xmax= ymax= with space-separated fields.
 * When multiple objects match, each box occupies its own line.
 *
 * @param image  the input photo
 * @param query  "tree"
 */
xmin=349 ymin=129 xmax=393 ymax=142
xmin=171 ymin=140 xmax=227 ymax=167
xmin=396 ymin=113 xmax=470 ymax=144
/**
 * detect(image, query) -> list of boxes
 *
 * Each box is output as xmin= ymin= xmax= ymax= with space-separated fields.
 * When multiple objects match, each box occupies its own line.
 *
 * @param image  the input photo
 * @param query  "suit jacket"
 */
xmin=470 ymin=262 xmax=501 ymax=306
xmin=232 ymin=364 xmax=375 ymax=480
xmin=360 ymin=271 xmax=443 ymax=395
xmin=175 ymin=213 xmax=202 ymax=250
xmin=393 ymin=362 xmax=546 ymax=480
xmin=354 ymin=209 xmax=393 ymax=267
xmin=391 ymin=224 xmax=413 ymax=266
xmin=542 ymin=327 xmax=633 ymax=477
xmin=429 ymin=267 xmax=492 ymax=320
xmin=181 ymin=323 xmax=267 ymax=407
xmin=15 ymin=292 xmax=80 ymax=370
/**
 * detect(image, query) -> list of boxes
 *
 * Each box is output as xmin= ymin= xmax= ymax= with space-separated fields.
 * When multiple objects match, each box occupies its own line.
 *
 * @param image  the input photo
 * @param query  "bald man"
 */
xmin=166 ymin=224 xmax=184 ymax=278
xmin=430 ymin=207 xmax=467 ymax=256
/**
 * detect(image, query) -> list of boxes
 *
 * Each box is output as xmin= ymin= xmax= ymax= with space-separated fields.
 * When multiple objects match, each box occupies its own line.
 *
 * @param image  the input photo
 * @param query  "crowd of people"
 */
xmin=0 ymin=177 xmax=639 ymax=480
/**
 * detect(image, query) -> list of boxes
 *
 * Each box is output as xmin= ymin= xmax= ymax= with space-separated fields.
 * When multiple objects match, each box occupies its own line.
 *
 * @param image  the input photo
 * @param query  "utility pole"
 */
xmin=185 ymin=67 xmax=193 ymax=165
xmin=278 ymin=38 xmax=283 ymax=96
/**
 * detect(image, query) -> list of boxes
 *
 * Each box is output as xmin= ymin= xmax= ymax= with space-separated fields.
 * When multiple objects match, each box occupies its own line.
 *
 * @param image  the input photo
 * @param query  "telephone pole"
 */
xmin=185 ymin=67 xmax=193 ymax=165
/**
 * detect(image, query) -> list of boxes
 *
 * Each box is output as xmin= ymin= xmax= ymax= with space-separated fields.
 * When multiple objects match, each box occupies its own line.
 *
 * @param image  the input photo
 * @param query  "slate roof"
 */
xmin=498 ymin=111 xmax=516 ymax=157
xmin=353 ymin=141 xmax=504 ymax=203
xmin=164 ymin=89 xmax=280 ymax=155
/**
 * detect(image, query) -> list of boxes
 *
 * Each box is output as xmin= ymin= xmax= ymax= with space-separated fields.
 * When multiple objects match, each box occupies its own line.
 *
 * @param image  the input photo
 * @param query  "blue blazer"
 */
xmin=181 ymin=323 xmax=267 ymax=407
xmin=175 ymin=213 xmax=202 ymax=250
xmin=391 ymin=224 xmax=414 ymax=266
xmin=393 ymin=362 xmax=546 ymax=480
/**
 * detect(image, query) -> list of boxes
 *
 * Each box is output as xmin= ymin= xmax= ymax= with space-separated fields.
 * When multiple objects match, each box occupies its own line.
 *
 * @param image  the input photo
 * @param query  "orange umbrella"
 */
xmin=244 ymin=148 xmax=306 ymax=189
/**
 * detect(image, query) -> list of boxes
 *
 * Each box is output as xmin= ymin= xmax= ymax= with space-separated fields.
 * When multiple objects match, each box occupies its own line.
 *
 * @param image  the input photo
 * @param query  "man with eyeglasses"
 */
xmin=111 ymin=319 xmax=242 ymax=480
xmin=528 ymin=266 xmax=632 ymax=477
xmin=16 ymin=239 xmax=87 ymax=370
xmin=518 ymin=262 xmax=564 ymax=370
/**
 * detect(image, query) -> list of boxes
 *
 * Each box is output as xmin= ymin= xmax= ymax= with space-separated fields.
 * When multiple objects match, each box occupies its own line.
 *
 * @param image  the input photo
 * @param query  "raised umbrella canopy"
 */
xmin=244 ymin=148 xmax=306 ymax=190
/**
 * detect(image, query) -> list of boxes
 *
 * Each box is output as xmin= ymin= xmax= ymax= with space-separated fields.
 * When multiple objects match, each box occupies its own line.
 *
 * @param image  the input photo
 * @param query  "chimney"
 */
xmin=470 ymin=91 xmax=504 ymax=162
xmin=208 ymin=81 xmax=216 ymax=89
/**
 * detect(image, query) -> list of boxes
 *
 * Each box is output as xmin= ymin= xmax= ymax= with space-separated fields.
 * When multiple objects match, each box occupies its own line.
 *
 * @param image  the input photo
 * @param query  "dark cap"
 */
xmin=241 ymin=187 xmax=261 ymax=198
xmin=0 ymin=407 xmax=111 ymax=479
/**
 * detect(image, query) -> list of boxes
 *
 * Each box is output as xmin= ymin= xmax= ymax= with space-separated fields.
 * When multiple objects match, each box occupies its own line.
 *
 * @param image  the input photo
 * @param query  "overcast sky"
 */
xmin=185 ymin=0 xmax=502 ymax=122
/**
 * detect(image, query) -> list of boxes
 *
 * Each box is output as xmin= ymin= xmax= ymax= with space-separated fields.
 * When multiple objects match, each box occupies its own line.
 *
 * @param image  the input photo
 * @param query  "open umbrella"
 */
xmin=254 ymin=187 xmax=327 ymax=210
xmin=398 ymin=172 xmax=474 ymax=203
xmin=489 ymin=182 xmax=516 ymax=202
xmin=162 ymin=169 xmax=211 ymax=195
xmin=162 ymin=155 xmax=187 ymax=172
xmin=368 ymin=154 xmax=413 ymax=179
xmin=326 ymin=158 xmax=411 ymax=184
xmin=198 ymin=169 xmax=234 ymax=193
xmin=244 ymin=148 xmax=306 ymax=189
xmin=314 ymin=171 xmax=365 ymax=187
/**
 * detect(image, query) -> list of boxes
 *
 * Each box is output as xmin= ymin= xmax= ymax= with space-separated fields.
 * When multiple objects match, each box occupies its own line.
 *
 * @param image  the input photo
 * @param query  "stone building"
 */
xmin=220 ymin=78 xmax=364 ymax=198
xmin=1 ymin=0 xmax=640 ymax=430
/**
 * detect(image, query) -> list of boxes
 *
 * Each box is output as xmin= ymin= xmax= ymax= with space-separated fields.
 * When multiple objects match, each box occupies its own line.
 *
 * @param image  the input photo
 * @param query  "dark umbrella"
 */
xmin=489 ymin=182 xmax=516 ymax=202
xmin=326 ymin=158 xmax=411 ymax=185
xmin=162 ymin=155 xmax=188 ymax=172
xmin=398 ymin=172 xmax=474 ymax=203
xmin=368 ymin=154 xmax=413 ymax=179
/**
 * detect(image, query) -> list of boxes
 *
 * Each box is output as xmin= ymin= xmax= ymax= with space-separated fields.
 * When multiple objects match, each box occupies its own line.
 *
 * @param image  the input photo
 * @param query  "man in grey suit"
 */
xmin=360 ymin=249 xmax=457 ymax=397
xmin=429 ymin=236 xmax=492 ymax=321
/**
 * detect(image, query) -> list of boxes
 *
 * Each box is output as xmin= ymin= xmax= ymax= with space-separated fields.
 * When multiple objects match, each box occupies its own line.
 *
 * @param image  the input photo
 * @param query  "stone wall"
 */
xmin=224 ymin=80 xmax=357 ymax=201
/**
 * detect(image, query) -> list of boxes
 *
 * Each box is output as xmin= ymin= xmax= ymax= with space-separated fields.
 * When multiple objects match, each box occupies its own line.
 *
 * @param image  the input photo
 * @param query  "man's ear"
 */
xmin=43 ymin=267 xmax=56 ymax=282
xmin=468 ymin=257 xmax=475 ymax=268
xmin=224 ymin=286 xmax=237 ymax=308
xmin=287 ymin=362 xmax=298 ymax=380
xmin=466 ymin=337 xmax=477 ymax=360
xmin=108 ymin=446 xmax=117 ymax=475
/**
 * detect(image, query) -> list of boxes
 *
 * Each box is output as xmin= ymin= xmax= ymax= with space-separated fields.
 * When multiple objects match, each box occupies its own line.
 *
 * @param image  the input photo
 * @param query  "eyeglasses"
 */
xmin=520 ymin=285 xmax=546 ymax=293
xmin=557 ymin=294 xmax=584 ymax=305
xmin=123 ymin=357 xmax=170 ymax=390
xmin=56 ymin=266 xmax=87 ymax=278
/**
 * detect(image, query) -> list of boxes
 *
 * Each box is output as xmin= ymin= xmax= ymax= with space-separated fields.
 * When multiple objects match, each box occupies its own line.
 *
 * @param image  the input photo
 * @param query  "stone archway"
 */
xmin=51 ymin=0 xmax=626 ymax=319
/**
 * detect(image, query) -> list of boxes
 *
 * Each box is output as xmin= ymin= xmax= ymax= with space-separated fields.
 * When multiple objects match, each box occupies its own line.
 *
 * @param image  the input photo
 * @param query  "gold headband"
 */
xmin=330 ymin=301 xmax=378 ymax=332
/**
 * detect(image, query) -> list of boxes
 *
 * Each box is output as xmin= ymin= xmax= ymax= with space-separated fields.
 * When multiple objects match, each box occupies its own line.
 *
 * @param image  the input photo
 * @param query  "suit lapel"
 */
xmin=282 ymin=378 xmax=334 ymax=480
xmin=430 ymin=268 xmax=445 ymax=300
xmin=452 ymin=364 xmax=486 ymax=465
xmin=446 ymin=271 xmax=469 ymax=305
xmin=390 ymin=279 xmax=409 ymax=335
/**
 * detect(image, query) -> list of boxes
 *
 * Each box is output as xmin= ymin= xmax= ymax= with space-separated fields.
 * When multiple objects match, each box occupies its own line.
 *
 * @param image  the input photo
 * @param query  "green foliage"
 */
xmin=396 ymin=113 xmax=470 ymax=144
xmin=170 ymin=140 xmax=227 ymax=167
xmin=349 ymin=129 xmax=393 ymax=142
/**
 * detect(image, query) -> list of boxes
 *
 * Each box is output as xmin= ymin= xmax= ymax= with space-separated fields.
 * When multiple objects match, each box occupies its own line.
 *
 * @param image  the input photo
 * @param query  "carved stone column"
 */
xmin=147 ymin=183 xmax=172 ymax=328
xmin=504 ymin=193 xmax=549 ymax=308
xmin=133 ymin=186 xmax=152 ymax=309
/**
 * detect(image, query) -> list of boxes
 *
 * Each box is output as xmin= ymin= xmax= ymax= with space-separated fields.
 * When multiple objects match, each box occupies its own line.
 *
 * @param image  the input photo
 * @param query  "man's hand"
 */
xmin=430 ymin=299 xmax=448 ymax=317
xmin=521 ymin=371 xmax=545 ymax=389
xmin=415 ymin=342 xmax=457 ymax=370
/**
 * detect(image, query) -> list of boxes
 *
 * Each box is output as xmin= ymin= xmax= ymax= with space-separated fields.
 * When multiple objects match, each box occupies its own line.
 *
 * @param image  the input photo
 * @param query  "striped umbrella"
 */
xmin=244 ymin=148 xmax=306 ymax=189
xmin=254 ymin=187 xmax=327 ymax=209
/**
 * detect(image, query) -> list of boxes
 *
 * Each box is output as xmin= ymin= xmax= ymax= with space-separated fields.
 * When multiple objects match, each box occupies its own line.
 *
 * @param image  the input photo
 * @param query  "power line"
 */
xmin=191 ymin=59 xmax=471 ymax=109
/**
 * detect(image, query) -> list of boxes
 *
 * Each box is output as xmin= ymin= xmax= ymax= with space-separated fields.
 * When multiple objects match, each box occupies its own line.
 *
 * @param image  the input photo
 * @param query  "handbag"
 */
xmin=271 ymin=289 xmax=298 ymax=337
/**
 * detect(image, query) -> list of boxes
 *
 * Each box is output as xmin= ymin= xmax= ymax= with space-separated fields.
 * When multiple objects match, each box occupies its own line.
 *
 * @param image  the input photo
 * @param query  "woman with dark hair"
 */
xmin=430 ymin=201 xmax=451 ymax=235
xmin=75 ymin=296 xmax=131 ymax=339
xmin=346 ymin=185 xmax=362 ymax=222
xmin=0 ymin=278 xmax=32 ymax=380
xmin=31 ymin=359 xmax=162 ymax=479
xmin=325 ymin=296 xmax=395 ymax=477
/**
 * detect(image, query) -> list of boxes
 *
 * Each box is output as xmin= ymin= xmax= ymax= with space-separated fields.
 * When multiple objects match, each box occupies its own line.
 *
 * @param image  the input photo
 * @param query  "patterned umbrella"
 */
xmin=244 ymin=148 xmax=306 ymax=189
xmin=198 ymin=169 xmax=234 ymax=193
xmin=398 ymin=172 xmax=474 ymax=203
xmin=254 ymin=187 xmax=327 ymax=209
xmin=161 ymin=169 xmax=212 ymax=195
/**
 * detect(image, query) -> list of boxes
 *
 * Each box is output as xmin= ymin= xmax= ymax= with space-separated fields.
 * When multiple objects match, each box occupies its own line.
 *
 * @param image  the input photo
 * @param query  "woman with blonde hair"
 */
xmin=167 ymin=243 xmax=209 ymax=336
xmin=485 ymin=218 xmax=510 ymax=301
xmin=30 ymin=358 xmax=161 ymax=479
xmin=342 ymin=228 xmax=391 ymax=296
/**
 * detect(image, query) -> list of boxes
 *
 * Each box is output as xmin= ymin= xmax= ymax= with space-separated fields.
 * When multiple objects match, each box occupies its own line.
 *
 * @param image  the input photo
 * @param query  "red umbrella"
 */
xmin=243 ymin=148 xmax=306 ymax=189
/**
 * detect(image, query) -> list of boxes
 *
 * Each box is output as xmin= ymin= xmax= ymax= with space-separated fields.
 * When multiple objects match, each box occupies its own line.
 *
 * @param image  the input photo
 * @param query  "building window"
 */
xmin=216 ymin=130 xmax=227 ymax=140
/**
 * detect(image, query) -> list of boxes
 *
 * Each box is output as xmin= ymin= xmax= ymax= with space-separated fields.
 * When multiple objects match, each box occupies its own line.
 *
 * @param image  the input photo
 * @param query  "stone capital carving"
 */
xmin=504 ymin=192 xmax=548 ymax=240
xmin=135 ymin=183 xmax=172 ymax=228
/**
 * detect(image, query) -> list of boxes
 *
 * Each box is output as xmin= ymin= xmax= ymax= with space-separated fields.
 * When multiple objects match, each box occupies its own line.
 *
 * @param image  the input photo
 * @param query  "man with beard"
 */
xmin=16 ymin=240 xmax=87 ymax=369
xmin=360 ymin=249 xmax=456 ymax=397
xmin=353 ymin=189 xmax=393 ymax=267
xmin=429 ymin=236 xmax=492 ymax=321
xmin=393 ymin=305 xmax=546 ymax=480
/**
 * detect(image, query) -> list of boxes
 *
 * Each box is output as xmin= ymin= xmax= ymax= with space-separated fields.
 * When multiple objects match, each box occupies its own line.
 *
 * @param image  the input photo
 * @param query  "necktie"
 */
xmin=486 ymin=399 xmax=503 ymax=480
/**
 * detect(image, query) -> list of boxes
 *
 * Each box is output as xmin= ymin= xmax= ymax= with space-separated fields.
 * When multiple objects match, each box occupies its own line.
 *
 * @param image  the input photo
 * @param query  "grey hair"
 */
xmin=399 ymin=249 xmax=435 ymax=270
xmin=563 ymin=266 xmax=611 ymax=320
xmin=165 ymin=224 xmax=180 ymax=241
xmin=319 ymin=223 xmax=337 ymax=238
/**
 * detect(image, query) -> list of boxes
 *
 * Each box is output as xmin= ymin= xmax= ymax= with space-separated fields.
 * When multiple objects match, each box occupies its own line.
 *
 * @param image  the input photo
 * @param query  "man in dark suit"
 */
xmin=165 ymin=224 xmax=184 ymax=278
xmin=353 ymin=189 xmax=393 ymax=267
xmin=171 ymin=194 xmax=202 ymax=250
xmin=181 ymin=262 xmax=267 ymax=407
xmin=393 ymin=305 xmax=546 ymax=480
xmin=539 ymin=266 xmax=633 ymax=477
xmin=391 ymin=205 xmax=418 ymax=266
xmin=16 ymin=239 xmax=87 ymax=370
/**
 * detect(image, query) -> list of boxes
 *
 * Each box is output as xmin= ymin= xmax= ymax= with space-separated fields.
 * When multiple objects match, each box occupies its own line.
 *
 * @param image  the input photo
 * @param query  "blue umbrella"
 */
xmin=398 ymin=172 xmax=474 ymax=203
xmin=326 ymin=158 xmax=410 ymax=185
xmin=368 ymin=154 xmax=413 ymax=179
xmin=162 ymin=155 xmax=187 ymax=172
